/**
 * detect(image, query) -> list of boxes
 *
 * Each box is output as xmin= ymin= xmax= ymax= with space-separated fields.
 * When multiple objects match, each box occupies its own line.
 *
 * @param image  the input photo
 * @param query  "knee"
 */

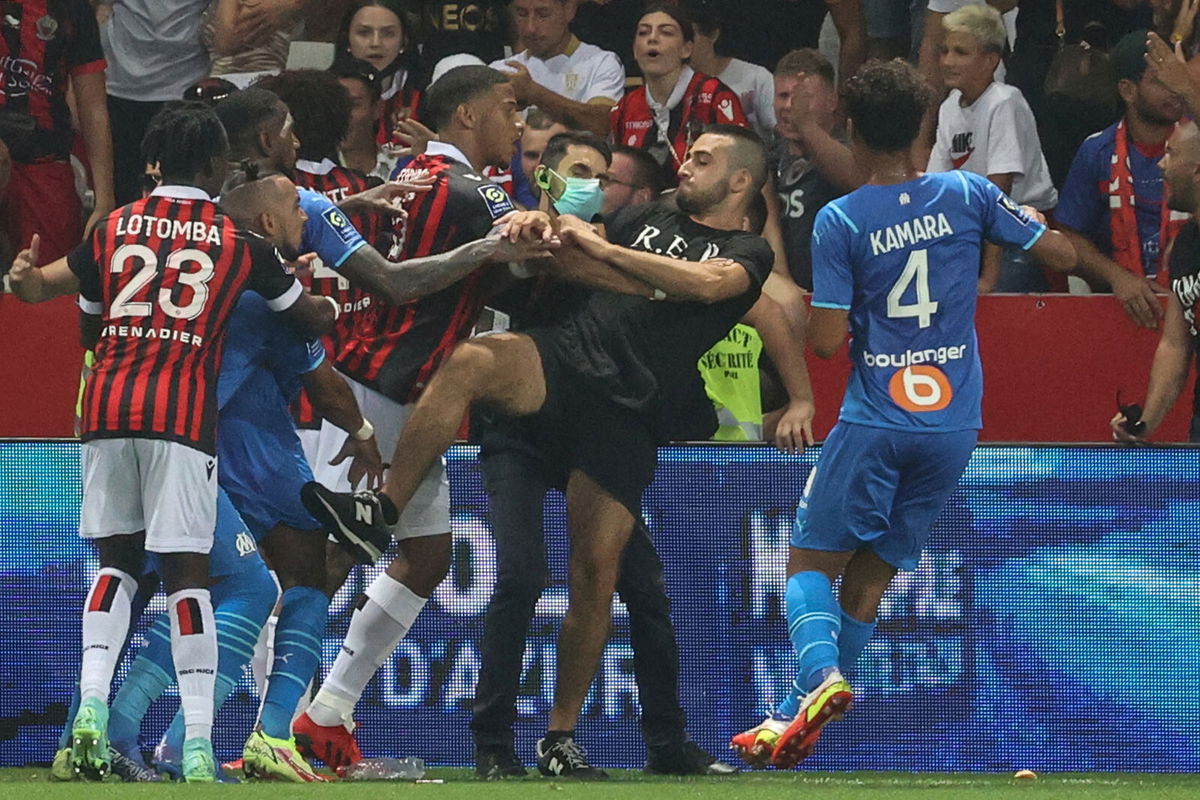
xmin=439 ymin=340 xmax=497 ymax=394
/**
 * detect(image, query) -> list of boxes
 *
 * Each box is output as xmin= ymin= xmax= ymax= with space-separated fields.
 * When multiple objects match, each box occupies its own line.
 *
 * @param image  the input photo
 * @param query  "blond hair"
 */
xmin=942 ymin=3 xmax=1006 ymax=54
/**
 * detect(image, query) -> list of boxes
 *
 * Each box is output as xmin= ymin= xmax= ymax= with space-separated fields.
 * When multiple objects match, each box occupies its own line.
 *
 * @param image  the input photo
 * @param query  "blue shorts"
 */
xmin=217 ymin=415 xmax=320 ymax=540
xmin=148 ymin=487 xmax=264 ymax=579
xmin=791 ymin=421 xmax=976 ymax=570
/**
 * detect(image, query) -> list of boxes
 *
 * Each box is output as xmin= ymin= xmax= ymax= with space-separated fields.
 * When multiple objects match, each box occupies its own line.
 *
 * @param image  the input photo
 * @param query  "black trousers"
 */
xmin=107 ymin=95 xmax=165 ymax=207
xmin=470 ymin=447 xmax=687 ymax=751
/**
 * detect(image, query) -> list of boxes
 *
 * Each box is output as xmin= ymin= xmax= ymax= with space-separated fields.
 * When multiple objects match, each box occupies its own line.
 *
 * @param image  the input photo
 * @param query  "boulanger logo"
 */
xmin=888 ymin=365 xmax=952 ymax=412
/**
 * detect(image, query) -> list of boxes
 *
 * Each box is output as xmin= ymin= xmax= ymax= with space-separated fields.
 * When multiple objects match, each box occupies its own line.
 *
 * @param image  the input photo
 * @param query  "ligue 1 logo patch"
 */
xmin=997 ymin=193 xmax=1029 ymax=224
xmin=322 ymin=206 xmax=359 ymax=245
xmin=35 ymin=14 xmax=57 ymax=41
xmin=477 ymin=183 xmax=514 ymax=219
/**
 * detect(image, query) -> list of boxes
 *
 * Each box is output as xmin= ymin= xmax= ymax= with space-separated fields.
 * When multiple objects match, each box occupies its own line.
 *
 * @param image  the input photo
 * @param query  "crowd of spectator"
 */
xmin=2 ymin=0 xmax=1198 ymax=427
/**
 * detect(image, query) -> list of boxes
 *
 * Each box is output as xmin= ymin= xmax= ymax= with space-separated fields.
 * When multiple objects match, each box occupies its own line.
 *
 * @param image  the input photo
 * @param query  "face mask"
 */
xmin=536 ymin=165 xmax=605 ymax=220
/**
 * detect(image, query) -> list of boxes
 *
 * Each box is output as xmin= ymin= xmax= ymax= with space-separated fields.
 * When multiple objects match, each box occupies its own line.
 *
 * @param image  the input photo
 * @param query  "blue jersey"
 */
xmin=217 ymin=292 xmax=325 ymax=414
xmin=811 ymin=170 xmax=1045 ymax=432
xmin=299 ymin=188 xmax=367 ymax=270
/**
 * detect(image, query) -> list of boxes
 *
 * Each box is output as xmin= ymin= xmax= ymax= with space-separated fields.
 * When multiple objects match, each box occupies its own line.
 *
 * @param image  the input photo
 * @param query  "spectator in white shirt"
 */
xmin=490 ymin=0 xmax=625 ymax=137
xmin=928 ymin=3 xmax=1058 ymax=292
xmin=687 ymin=2 xmax=778 ymax=137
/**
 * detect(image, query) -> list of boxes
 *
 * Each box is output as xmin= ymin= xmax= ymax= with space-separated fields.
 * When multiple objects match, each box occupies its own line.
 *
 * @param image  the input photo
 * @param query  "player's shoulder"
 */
xmin=446 ymin=164 xmax=516 ymax=219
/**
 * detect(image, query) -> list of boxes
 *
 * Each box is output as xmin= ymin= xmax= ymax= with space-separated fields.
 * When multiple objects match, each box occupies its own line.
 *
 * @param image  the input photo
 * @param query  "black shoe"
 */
xmin=645 ymin=740 xmax=738 ymax=776
xmin=535 ymin=736 xmax=608 ymax=780
xmin=300 ymin=482 xmax=392 ymax=564
xmin=475 ymin=747 xmax=527 ymax=780
xmin=108 ymin=746 xmax=163 ymax=783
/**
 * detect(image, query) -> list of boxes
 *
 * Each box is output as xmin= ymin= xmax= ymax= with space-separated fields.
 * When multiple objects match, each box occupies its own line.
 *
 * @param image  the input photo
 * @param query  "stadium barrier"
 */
xmin=1 ymin=441 xmax=1196 ymax=770
xmin=0 ymin=294 xmax=1192 ymax=442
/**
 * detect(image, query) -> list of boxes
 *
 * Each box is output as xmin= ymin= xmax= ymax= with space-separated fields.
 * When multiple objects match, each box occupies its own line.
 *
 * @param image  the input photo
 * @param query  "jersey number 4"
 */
xmin=108 ymin=244 xmax=217 ymax=321
xmin=886 ymin=249 xmax=938 ymax=328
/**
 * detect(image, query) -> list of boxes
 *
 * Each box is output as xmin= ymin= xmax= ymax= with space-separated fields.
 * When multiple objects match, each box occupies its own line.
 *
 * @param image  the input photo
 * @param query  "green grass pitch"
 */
xmin=2 ymin=769 xmax=1198 ymax=799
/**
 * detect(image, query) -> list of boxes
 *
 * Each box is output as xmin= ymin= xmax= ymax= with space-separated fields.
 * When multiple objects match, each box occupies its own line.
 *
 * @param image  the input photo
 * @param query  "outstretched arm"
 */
xmin=339 ymin=226 xmax=558 ymax=305
xmin=556 ymin=214 xmax=751 ymax=303
xmin=1111 ymin=294 xmax=1194 ymax=441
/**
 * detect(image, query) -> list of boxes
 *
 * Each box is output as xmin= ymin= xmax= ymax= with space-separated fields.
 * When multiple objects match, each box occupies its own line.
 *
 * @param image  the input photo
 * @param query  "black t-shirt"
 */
xmin=770 ymin=136 xmax=844 ymax=290
xmin=1167 ymin=222 xmax=1200 ymax=425
xmin=539 ymin=203 xmax=774 ymax=437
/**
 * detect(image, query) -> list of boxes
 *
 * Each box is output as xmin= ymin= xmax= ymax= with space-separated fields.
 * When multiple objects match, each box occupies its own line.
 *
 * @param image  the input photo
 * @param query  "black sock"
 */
xmin=546 ymin=729 xmax=574 ymax=745
xmin=377 ymin=493 xmax=400 ymax=526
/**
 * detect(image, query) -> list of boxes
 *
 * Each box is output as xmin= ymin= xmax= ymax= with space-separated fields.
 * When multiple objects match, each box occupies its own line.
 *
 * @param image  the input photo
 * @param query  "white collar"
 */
xmin=647 ymin=66 xmax=694 ymax=113
xmin=296 ymin=158 xmax=337 ymax=175
xmin=150 ymin=185 xmax=212 ymax=201
xmin=426 ymin=141 xmax=474 ymax=170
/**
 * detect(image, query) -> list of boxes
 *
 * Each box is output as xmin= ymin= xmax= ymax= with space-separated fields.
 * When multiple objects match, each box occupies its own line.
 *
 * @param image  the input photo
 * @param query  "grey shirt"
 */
xmin=101 ymin=0 xmax=210 ymax=101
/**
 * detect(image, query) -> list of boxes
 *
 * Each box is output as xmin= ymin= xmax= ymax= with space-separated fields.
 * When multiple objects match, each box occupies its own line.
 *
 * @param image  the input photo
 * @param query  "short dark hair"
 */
xmin=775 ymin=48 xmax=835 ymax=87
xmin=613 ymin=144 xmax=667 ymax=195
xmin=640 ymin=2 xmax=694 ymax=43
xmin=540 ymin=131 xmax=612 ymax=171
xmin=329 ymin=53 xmax=383 ymax=102
xmin=842 ymin=60 xmax=933 ymax=153
xmin=255 ymin=70 xmax=351 ymax=162
xmin=745 ymin=190 xmax=768 ymax=234
xmin=702 ymin=123 xmax=767 ymax=192
xmin=213 ymin=88 xmax=287 ymax=161
xmin=422 ymin=65 xmax=510 ymax=132
xmin=685 ymin=1 xmax=732 ymax=56
xmin=142 ymin=101 xmax=228 ymax=182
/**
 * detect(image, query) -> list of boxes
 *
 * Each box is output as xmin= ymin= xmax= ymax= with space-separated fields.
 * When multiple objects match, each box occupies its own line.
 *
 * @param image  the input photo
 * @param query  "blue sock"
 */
xmin=162 ymin=566 xmax=277 ymax=755
xmin=258 ymin=586 xmax=330 ymax=739
xmin=775 ymin=571 xmax=841 ymax=718
xmin=59 ymin=573 xmax=156 ymax=750
xmin=107 ymin=617 xmax=175 ymax=753
xmin=837 ymin=610 xmax=876 ymax=675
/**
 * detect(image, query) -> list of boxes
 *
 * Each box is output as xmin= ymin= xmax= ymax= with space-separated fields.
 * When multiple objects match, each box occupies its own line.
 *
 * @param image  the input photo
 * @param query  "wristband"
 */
xmin=323 ymin=295 xmax=340 ymax=320
xmin=353 ymin=418 xmax=375 ymax=441
xmin=652 ymin=288 xmax=667 ymax=301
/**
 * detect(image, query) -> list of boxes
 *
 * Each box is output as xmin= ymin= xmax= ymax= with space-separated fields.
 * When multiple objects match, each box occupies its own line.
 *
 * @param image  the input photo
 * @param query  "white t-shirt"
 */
xmin=929 ymin=82 xmax=1058 ymax=211
xmin=490 ymin=37 xmax=625 ymax=104
xmin=717 ymin=58 xmax=777 ymax=136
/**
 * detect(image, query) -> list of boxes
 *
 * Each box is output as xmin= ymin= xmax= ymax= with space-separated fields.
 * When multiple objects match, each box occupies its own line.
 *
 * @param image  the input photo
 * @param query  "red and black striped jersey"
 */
xmin=291 ymin=159 xmax=384 ymax=429
xmin=611 ymin=68 xmax=748 ymax=189
xmin=0 ymin=0 xmax=104 ymax=162
xmin=335 ymin=143 xmax=516 ymax=403
xmin=377 ymin=85 xmax=422 ymax=147
xmin=68 ymin=185 xmax=302 ymax=454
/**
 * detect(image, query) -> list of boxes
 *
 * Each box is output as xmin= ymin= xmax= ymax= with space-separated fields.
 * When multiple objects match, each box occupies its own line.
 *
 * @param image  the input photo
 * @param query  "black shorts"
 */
xmin=487 ymin=329 xmax=657 ymax=516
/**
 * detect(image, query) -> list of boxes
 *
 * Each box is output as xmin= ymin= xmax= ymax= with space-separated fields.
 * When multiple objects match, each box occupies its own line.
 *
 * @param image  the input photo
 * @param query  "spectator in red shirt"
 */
xmin=335 ymin=0 xmax=424 ymax=146
xmin=0 ymin=0 xmax=113 ymax=264
xmin=610 ymin=3 xmax=748 ymax=188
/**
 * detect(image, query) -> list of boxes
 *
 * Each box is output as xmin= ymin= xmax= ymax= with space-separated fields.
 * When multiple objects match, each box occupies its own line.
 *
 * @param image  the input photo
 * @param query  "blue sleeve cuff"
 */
xmin=812 ymin=300 xmax=852 ymax=310
xmin=1022 ymin=225 xmax=1047 ymax=252
xmin=333 ymin=239 xmax=368 ymax=269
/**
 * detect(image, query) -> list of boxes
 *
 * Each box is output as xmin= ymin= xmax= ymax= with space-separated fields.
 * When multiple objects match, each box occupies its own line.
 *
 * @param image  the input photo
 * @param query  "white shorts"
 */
xmin=311 ymin=376 xmax=450 ymax=540
xmin=79 ymin=438 xmax=218 ymax=554
xmin=297 ymin=428 xmax=322 ymax=473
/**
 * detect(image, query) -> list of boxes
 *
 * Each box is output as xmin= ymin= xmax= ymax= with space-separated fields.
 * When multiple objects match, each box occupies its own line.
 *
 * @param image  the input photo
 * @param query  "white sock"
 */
xmin=167 ymin=588 xmax=218 ymax=742
xmin=79 ymin=568 xmax=137 ymax=703
xmin=307 ymin=573 xmax=426 ymax=727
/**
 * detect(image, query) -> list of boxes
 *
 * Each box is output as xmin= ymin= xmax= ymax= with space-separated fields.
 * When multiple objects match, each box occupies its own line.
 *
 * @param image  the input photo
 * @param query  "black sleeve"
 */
xmin=719 ymin=233 xmax=775 ymax=289
xmin=67 ymin=237 xmax=103 ymax=308
xmin=243 ymin=234 xmax=302 ymax=308
xmin=66 ymin=0 xmax=105 ymax=71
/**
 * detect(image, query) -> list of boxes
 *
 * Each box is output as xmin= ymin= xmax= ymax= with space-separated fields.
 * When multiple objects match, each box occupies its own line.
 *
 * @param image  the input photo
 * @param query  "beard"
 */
xmin=676 ymin=180 xmax=728 ymax=215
